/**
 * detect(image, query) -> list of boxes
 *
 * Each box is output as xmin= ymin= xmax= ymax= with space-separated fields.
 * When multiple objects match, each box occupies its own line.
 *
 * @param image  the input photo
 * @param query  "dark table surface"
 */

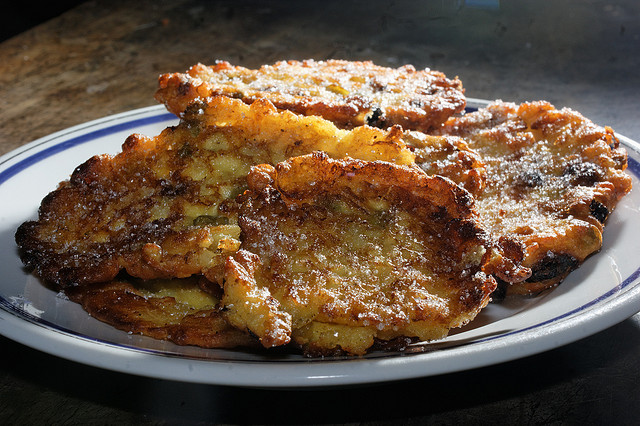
xmin=1 ymin=1 xmax=640 ymax=424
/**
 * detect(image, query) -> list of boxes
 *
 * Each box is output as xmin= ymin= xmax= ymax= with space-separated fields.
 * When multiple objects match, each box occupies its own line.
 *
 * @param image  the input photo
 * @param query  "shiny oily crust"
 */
xmin=65 ymin=276 xmax=258 ymax=349
xmin=15 ymin=96 xmax=415 ymax=289
xmin=402 ymin=131 xmax=487 ymax=196
xmin=222 ymin=153 xmax=502 ymax=355
xmin=435 ymin=101 xmax=632 ymax=294
xmin=155 ymin=59 xmax=466 ymax=132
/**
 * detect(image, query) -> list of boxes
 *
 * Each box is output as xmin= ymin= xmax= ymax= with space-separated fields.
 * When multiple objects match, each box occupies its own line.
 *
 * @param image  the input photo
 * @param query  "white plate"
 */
xmin=1 ymin=99 xmax=639 ymax=388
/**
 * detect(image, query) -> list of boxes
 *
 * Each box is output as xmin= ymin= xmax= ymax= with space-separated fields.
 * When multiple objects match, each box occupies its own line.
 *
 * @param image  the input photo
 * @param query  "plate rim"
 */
xmin=1 ymin=100 xmax=640 ymax=388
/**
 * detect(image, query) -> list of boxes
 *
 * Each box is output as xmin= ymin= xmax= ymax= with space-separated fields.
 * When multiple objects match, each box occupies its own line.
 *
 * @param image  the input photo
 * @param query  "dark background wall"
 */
xmin=1 ymin=1 xmax=85 ymax=41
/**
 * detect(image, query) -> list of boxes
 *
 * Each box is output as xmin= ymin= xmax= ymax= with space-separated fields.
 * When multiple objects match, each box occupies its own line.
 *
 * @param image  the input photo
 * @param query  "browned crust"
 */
xmin=14 ymin=129 xmax=242 ymax=288
xmin=222 ymin=153 xmax=502 ymax=355
xmin=65 ymin=278 xmax=258 ymax=349
xmin=15 ymin=96 xmax=415 ymax=289
xmin=155 ymin=59 xmax=466 ymax=132
xmin=402 ymin=132 xmax=487 ymax=196
xmin=435 ymin=100 xmax=632 ymax=294
xmin=272 ymin=151 xmax=476 ymax=219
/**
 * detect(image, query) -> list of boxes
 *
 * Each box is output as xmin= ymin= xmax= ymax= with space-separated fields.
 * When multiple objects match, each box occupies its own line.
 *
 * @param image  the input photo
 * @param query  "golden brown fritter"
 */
xmin=15 ymin=96 xmax=415 ymax=289
xmin=222 ymin=152 xmax=512 ymax=355
xmin=402 ymin=131 xmax=487 ymax=196
xmin=434 ymin=101 xmax=632 ymax=294
xmin=65 ymin=276 xmax=258 ymax=349
xmin=155 ymin=59 xmax=466 ymax=132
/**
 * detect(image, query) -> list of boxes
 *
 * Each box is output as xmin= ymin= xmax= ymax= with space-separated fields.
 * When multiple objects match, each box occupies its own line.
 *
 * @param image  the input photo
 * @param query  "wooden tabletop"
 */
xmin=2 ymin=1 xmax=640 ymax=424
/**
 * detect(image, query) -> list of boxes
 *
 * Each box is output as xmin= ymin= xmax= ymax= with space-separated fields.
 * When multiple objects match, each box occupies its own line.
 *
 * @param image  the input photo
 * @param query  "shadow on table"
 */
xmin=2 ymin=314 xmax=640 ymax=425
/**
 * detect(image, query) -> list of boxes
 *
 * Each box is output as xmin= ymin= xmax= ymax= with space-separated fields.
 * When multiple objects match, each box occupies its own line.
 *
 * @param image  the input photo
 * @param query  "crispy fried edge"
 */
xmin=156 ymin=59 xmax=466 ymax=131
xmin=65 ymin=279 xmax=258 ymax=349
xmin=222 ymin=153 xmax=505 ymax=354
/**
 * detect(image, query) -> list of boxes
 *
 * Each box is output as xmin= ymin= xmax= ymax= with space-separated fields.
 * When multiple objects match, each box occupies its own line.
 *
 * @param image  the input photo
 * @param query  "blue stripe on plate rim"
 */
xmin=1 ymin=102 xmax=640 ymax=364
xmin=0 ymin=109 xmax=176 ymax=185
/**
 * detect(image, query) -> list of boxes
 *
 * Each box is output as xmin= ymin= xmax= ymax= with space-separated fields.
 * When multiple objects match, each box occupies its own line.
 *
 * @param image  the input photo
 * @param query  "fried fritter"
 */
xmin=65 ymin=276 xmax=258 ymax=349
xmin=15 ymin=96 xmax=415 ymax=289
xmin=402 ymin=131 xmax=487 ymax=196
xmin=222 ymin=152 xmax=510 ymax=355
xmin=155 ymin=59 xmax=466 ymax=132
xmin=434 ymin=101 xmax=632 ymax=294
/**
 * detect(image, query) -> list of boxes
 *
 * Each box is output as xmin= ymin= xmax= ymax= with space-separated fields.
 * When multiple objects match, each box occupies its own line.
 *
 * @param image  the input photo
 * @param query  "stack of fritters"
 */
xmin=16 ymin=59 xmax=632 ymax=355
xmin=16 ymin=95 xmax=415 ymax=288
